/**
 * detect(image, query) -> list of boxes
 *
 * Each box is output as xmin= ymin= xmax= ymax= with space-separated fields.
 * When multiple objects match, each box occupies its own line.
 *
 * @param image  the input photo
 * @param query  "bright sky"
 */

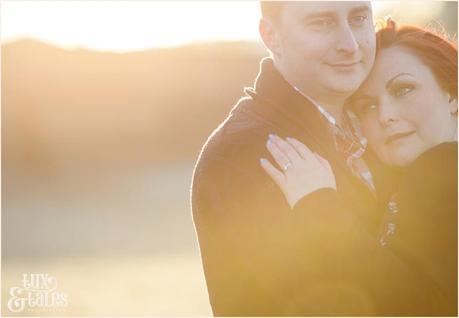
xmin=1 ymin=1 xmax=262 ymax=52
xmin=0 ymin=1 xmax=447 ymax=53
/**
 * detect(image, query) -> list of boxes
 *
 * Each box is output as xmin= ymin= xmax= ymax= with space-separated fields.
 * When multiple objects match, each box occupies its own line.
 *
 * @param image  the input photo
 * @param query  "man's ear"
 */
xmin=448 ymin=93 xmax=458 ymax=115
xmin=259 ymin=18 xmax=282 ymax=57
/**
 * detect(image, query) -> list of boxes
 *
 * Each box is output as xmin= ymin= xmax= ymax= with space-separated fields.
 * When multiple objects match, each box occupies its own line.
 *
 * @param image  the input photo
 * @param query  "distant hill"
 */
xmin=2 ymin=39 xmax=268 ymax=177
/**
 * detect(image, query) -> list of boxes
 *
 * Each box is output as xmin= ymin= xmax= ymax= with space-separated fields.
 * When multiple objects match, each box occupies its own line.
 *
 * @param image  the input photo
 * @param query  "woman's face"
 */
xmin=349 ymin=46 xmax=457 ymax=167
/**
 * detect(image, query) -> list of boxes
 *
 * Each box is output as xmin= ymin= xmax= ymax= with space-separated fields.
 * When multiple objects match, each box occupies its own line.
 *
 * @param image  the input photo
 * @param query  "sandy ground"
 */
xmin=2 ymin=163 xmax=213 ymax=315
xmin=2 ymin=254 xmax=212 ymax=316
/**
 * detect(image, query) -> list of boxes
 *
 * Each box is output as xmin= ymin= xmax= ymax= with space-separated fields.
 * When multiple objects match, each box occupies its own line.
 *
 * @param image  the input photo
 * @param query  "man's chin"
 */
xmin=326 ymin=74 xmax=366 ymax=95
xmin=327 ymin=82 xmax=362 ymax=95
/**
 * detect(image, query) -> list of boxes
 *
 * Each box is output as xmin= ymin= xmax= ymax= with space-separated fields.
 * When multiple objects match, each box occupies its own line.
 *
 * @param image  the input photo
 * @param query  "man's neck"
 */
xmin=312 ymin=98 xmax=345 ymax=126
xmin=273 ymin=59 xmax=349 ymax=126
xmin=297 ymin=89 xmax=346 ymax=126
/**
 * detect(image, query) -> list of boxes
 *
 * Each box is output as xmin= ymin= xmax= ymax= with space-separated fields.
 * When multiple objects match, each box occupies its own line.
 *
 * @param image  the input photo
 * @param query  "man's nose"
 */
xmin=378 ymin=96 xmax=399 ymax=127
xmin=335 ymin=24 xmax=359 ymax=54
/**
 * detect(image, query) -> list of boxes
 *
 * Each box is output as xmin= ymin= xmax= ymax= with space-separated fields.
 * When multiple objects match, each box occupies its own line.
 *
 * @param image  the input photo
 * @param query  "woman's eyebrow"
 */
xmin=385 ymin=73 xmax=415 ymax=89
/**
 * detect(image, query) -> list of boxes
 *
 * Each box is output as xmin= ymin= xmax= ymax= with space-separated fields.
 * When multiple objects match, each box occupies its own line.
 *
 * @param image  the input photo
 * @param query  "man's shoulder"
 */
xmin=198 ymin=95 xmax=271 ymax=162
xmin=191 ymin=92 xmax=276 ymax=193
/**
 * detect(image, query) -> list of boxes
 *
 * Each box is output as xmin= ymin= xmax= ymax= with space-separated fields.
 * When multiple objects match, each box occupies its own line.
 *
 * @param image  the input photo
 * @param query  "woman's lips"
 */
xmin=385 ymin=131 xmax=416 ymax=145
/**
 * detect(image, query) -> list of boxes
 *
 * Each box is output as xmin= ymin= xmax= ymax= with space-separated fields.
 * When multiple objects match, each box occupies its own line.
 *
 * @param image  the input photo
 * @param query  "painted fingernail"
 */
xmin=267 ymin=139 xmax=272 ymax=146
xmin=268 ymin=133 xmax=275 ymax=140
xmin=260 ymin=158 xmax=268 ymax=165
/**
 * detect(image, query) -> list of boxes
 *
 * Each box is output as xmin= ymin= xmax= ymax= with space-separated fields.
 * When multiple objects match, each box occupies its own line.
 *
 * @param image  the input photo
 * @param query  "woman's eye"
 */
xmin=355 ymin=102 xmax=378 ymax=117
xmin=360 ymin=104 xmax=378 ymax=114
xmin=349 ymin=15 xmax=368 ymax=26
xmin=393 ymin=85 xmax=414 ymax=97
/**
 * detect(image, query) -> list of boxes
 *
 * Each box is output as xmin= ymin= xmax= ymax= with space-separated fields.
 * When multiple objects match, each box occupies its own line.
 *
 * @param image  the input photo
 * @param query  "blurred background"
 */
xmin=1 ymin=1 xmax=457 ymax=316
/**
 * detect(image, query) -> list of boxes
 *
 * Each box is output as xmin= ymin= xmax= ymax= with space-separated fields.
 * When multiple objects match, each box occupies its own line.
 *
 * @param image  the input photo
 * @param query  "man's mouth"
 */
xmin=326 ymin=61 xmax=362 ymax=71
xmin=385 ymin=131 xmax=416 ymax=145
xmin=327 ymin=60 xmax=361 ymax=66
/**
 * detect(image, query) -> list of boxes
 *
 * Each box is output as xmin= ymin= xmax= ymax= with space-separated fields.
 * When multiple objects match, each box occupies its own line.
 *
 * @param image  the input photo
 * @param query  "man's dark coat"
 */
xmin=191 ymin=58 xmax=448 ymax=316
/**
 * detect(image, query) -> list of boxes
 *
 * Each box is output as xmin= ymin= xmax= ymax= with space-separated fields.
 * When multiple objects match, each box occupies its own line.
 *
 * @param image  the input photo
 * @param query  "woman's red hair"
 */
xmin=376 ymin=18 xmax=458 ymax=100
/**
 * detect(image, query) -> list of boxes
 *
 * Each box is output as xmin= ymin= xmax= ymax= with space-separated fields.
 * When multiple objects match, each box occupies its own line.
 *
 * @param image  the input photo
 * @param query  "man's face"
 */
xmin=274 ymin=2 xmax=376 ymax=98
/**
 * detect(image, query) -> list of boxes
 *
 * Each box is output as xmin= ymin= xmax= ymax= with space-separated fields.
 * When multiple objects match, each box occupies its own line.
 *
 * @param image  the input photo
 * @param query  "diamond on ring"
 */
xmin=282 ymin=162 xmax=291 ymax=171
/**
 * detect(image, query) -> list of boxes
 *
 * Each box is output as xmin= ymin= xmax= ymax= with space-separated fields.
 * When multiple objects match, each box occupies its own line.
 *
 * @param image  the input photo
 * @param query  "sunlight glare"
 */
xmin=1 ymin=1 xmax=261 ymax=52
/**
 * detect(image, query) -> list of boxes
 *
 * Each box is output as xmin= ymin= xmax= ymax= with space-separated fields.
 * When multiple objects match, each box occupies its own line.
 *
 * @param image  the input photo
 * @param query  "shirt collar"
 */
xmin=293 ymin=86 xmax=337 ymax=127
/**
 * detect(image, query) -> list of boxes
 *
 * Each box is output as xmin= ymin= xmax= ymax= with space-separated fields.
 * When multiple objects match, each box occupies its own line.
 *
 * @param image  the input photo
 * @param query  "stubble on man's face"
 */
xmin=275 ymin=1 xmax=376 ymax=100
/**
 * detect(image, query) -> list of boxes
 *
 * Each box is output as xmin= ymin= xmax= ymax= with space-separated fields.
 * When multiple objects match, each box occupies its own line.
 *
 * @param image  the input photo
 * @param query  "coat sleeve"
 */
xmin=192 ymin=151 xmax=381 ymax=316
xmin=391 ymin=142 xmax=458 ymax=314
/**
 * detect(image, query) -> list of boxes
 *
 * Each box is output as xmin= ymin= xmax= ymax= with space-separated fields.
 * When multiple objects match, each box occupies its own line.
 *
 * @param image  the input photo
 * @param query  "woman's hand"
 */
xmin=260 ymin=134 xmax=337 ymax=209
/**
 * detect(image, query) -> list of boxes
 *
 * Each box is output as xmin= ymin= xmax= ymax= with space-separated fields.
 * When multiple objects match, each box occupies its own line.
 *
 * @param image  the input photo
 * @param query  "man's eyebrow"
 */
xmin=302 ymin=11 xmax=335 ymax=20
xmin=386 ymin=73 xmax=415 ymax=89
xmin=303 ymin=5 xmax=371 ymax=20
xmin=349 ymin=5 xmax=371 ymax=15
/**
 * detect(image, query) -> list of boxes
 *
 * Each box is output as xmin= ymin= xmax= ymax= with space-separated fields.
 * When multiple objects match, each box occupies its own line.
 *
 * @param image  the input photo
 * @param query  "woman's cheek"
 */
xmin=400 ymin=96 xmax=432 ymax=143
xmin=361 ymin=120 xmax=387 ymax=161
xmin=361 ymin=119 xmax=379 ymax=147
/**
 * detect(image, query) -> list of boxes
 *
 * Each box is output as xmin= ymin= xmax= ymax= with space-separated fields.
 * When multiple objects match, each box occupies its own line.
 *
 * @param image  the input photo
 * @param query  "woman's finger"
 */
xmin=270 ymin=134 xmax=302 ymax=163
xmin=285 ymin=137 xmax=314 ymax=160
xmin=266 ymin=138 xmax=292 ymax=171
xmin=313 ymin=153 xmax=337 ymax=190
xmin=314 ymin=152 xmax=332 ymax=170
xmin=260 ymin=157 xmax=285 ymax=187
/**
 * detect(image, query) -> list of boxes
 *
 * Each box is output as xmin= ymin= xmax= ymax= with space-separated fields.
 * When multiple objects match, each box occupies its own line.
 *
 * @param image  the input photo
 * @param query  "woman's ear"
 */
xmin=259 ymin=18 xmax=282 ymax=57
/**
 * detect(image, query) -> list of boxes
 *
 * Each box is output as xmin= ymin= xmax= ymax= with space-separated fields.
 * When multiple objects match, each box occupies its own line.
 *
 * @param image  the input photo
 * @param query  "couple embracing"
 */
xmin=192 ymin=1 xmax=457 ymax=316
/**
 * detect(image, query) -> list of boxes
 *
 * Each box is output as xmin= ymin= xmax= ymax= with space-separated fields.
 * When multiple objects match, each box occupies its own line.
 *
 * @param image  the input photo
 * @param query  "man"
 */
xmin=191 ymin=2 xmax=444 ymax=316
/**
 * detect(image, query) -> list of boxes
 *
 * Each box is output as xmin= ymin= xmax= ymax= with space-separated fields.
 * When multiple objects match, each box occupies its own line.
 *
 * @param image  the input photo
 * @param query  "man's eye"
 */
xmin=308 ymin=18 xmax=334 ymax=28
xmin=349 ymin=15 xmax=368 ymax=26
xmin=393 ymin=85 xmax=414 ymax=97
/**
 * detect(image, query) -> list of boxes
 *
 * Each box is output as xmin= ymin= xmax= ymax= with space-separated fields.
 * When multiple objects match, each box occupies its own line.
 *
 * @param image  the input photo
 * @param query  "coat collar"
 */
xmin=244 ymin=57 xmax=334 ymax=152
xmin=244 ymin=58 xmax=379 ymax=222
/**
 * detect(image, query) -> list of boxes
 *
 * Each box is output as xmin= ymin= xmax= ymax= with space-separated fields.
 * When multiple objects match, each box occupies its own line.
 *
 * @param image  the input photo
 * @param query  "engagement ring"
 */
xmin=282 ymin=162 xmax=291 ymax=171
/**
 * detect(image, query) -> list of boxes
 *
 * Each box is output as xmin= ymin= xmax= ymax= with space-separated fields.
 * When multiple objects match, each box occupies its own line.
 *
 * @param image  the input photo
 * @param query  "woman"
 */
xmin=260 ymin=20 xmax=458 ymax=313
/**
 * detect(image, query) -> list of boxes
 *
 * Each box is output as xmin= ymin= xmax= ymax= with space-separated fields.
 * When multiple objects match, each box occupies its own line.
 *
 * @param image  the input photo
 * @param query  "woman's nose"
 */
xmin=378 ymin=97 xmax=399 ymax=127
